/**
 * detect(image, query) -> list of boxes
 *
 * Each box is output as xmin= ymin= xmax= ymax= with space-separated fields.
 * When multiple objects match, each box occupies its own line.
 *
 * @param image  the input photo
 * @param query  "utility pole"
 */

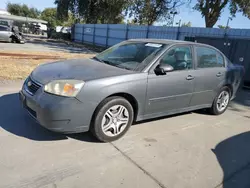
xmin=170 ymin=10 xmax=178 ymax=27
xmin=224 ymin=17 xmax=232 ymax=38
xmin=176 ymin=19 xmax=182 ymax=40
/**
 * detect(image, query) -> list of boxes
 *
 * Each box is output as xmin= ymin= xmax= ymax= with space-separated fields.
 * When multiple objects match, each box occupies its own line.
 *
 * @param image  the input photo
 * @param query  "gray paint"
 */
xmin=31 ymin=58 xmax=133 ymax=84
xmin=20 ymin=39 xmax=244 ymax=133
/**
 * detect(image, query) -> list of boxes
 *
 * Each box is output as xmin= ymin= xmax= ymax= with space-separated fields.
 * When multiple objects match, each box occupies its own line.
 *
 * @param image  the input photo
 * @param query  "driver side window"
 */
xmin=160 ymin=46 xmax=193 ymax=71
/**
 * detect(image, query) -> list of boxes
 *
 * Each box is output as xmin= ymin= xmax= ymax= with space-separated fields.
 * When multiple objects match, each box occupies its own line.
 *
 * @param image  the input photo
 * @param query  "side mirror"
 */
xmin=154 ymin=64 xmax=174 ymax=75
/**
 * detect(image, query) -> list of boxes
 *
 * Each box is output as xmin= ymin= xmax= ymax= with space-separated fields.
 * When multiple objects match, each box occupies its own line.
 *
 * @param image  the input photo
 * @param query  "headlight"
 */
xmin=44 ymin=80 xmax=85 ymax=97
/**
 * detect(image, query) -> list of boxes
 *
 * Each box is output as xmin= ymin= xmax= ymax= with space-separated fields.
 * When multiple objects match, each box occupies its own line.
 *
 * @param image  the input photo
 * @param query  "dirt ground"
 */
xmin=0 ymin=40 xmax=95 ymax=80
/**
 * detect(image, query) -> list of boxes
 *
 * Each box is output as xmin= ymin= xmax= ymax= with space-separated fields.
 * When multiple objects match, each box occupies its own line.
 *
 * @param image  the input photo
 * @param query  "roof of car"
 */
xmin=127 ymin=38 xmax=222 ymax=52
xmin=127 ymin=38 xmax=207 ymax=46
xmin=0 ymin=24 xmax=9 ymax=28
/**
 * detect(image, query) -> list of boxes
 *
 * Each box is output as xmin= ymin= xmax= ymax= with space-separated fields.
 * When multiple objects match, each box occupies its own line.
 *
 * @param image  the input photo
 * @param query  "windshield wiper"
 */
xmin=92 ymin=56 xmax=103 ymax=63
xmin=102 ymin=60 xmax=114 ymax=65
xmin=116 ymin=65 xmax=131 ymax=70
xmin=92 ymin=57 xmax=114 ymax=66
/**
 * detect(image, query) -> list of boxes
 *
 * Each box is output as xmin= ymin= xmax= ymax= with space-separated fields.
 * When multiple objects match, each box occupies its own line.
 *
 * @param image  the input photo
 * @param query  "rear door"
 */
xmin=189 ymin=46 xmax=227 ymax=107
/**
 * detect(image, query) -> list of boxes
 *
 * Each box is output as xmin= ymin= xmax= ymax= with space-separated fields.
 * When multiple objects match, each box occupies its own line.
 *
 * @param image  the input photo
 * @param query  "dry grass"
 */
xmin=0 ymin=51 xmax=94 ymax=80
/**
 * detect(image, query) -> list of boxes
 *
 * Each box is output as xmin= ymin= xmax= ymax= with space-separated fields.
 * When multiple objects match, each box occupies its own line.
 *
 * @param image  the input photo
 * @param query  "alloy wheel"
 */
xmin=216 ymin=90 xmax=230 ymax=112
xmin=101 ymin=105 xmax=129 ymax=137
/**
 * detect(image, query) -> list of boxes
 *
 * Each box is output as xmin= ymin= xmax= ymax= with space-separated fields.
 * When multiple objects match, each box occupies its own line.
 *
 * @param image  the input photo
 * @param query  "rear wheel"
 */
xmin=91 ymin=96 xmax=134 ymax=142
xmin=210 ymin=87 xmax=231 ymax=115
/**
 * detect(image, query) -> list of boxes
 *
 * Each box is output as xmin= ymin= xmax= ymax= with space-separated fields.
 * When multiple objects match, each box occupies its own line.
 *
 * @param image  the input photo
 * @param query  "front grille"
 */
xmin=26 ymin=77 xmax=41 ymax=95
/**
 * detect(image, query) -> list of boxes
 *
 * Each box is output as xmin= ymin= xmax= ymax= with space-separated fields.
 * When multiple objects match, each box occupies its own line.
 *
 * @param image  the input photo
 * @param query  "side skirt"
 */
xmin=136 ymin=104 xmax=212 ymax=122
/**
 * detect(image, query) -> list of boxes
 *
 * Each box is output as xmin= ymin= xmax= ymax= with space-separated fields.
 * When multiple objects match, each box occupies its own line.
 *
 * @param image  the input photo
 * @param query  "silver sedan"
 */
xmin=19 ymin=39 xmax=245 ymax=142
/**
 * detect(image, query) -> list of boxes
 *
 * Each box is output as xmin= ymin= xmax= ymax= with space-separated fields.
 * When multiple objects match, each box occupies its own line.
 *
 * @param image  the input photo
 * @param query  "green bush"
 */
xmin=49 ymin=31 xmax=71 ymax=40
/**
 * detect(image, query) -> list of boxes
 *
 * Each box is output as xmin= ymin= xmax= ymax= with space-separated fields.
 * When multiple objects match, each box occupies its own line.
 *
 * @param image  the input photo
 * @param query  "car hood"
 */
xmin=31 ymin=58 xmax=132 ymax=84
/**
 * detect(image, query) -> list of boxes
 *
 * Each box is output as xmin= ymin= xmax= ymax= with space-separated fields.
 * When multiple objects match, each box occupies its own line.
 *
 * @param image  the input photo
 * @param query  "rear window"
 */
xmin=0 ymin=20 xmax=9 ymax=26
xmin=196 ymin=47 xmax=224 ymax=68
xmin=0 ymin=26 xmax=9 ymax=31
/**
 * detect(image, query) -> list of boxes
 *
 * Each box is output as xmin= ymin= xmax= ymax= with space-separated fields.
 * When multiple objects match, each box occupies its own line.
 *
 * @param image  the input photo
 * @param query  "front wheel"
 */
xmin=210 ymin=87 xmax=231 ymax=115
xmin=91 ymin=96 xmax=134 ymax=142
xmin=8 ymin=37 xmax=13 ymax=43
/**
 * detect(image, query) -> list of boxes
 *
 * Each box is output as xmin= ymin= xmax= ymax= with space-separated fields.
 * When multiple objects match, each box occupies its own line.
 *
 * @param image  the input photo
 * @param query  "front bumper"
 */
xmin=19 ymin=86 xmax=92 ymax=134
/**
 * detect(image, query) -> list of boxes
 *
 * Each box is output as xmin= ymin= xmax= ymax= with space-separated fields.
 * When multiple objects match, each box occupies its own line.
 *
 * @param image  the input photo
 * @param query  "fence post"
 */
xmin=176 ymin=27 xmax=180 ymax=40
xmin=71 ymin=24 xmax=75 ymax=41
xmin=93 ymin=24 xmax=96 ymax=45
xmin=176 ymin=19 xmax=182 ymax=40
xmin=125 ymin=24 xmax=129 ymax=40
xmin=106 ymin=24 xmax=109 ymax=48
xmin=82 ymin=24 xmax=85 ymax=43
xmin=146 ymin=25 xmax=149 ymax=38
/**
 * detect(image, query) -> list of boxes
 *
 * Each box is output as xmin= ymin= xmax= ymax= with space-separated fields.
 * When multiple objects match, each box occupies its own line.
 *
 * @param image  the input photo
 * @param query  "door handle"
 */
xmin=186 ymin=75 xmax=194 ymax=80
xmin=216 ymin=72 xmax=222 ymax=77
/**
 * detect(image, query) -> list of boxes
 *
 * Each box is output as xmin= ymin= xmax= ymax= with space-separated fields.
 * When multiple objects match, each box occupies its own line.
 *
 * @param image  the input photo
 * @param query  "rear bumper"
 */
xmin=19 ymin=88 xmax=92 ymax=134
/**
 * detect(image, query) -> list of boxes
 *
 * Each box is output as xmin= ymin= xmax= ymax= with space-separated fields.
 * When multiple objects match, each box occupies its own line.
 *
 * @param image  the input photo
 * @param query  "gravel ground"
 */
xmin=0 ymin=39 xmax=96 ymax=80
xmin=0 ymin=38 xmax=95 ymax=53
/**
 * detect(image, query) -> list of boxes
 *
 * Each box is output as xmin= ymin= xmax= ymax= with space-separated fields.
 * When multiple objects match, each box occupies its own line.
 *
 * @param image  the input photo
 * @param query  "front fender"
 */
xmin=76 ymin=73 xmax=148 ymax=121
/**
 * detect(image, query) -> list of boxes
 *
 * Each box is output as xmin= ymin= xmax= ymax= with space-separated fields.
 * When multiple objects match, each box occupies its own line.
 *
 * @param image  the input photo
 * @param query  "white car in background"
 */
xmin=0 ymin=25 xmax=13 ymax=42
xmin=0 ymin=25 xmax=25 ymax=43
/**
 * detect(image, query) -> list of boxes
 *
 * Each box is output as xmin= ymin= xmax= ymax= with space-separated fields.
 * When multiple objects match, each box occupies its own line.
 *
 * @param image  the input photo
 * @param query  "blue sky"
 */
xmin=0 ymin=0 xmax=249 ymax=29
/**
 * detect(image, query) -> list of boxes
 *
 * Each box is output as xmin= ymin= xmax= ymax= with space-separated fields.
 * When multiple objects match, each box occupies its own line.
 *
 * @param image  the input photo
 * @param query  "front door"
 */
xmin=145 ymin=45 xmax=195 ymax=117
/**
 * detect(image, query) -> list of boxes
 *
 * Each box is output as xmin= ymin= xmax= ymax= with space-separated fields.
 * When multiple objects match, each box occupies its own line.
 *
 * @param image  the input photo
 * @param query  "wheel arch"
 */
xmin=107 ymin=92 xmax=139 ymax=121
xmin=90 ymin=92 xmax=139 ymax=126
xmin=223 ymin=84 xmax=233 ymax=98
xmin=9 ymin=35 xmax=14 ymax=42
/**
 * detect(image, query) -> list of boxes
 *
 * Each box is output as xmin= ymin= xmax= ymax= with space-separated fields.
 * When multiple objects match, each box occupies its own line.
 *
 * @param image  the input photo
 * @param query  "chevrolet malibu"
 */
xmin=19 ymin=39 xmax=244 ymax=142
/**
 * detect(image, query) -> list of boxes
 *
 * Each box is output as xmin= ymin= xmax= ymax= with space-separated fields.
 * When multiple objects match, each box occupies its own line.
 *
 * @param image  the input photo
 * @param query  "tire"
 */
xmin=91 ymin=96 xmax=134 ymax=142
xmin=8 ymin=37 xmax=13 ymax=43
xmin=210 ymin=86 xmax=231 ymax=115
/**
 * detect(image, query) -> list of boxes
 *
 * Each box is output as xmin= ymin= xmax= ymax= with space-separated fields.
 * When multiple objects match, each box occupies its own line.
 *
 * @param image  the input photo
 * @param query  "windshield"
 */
xmin=94 ymin=42 xmax=166 ymax=71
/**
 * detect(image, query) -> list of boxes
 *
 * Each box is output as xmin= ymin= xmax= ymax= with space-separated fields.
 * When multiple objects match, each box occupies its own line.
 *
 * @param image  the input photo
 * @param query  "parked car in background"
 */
xmin=0 ymin=20 xmax=10 ymax=27
xmin=0 ymin=25 xmax=25 ymax=43
xmin=11 ymin=26 xmax=25 ymax=44
xmin=0 ymin=25 xmax=13 ymax=42
xmin=56 ymin=26 xmax=71 ymax=33
xmin=19 ymin=39 xmax=244 ymax=142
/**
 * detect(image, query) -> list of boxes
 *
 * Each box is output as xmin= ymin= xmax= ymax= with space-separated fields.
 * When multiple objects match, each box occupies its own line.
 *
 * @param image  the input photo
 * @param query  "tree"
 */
xmin=194 ymin=0 xmax=250 ymax=28
xmin=55 ymin=0 xmax=128 ymax=24
xmin=41 ymin=8 xmax=62 ymax=28
xmin=182 ymin=21 xmax=192 ymax=27
xmin=7 ymin=3 xmax=40 ymax=18
xmin=218 ymin=25 xmax=230 ymax=29
xmin=97 ymin=0 xmax=128 ymax=24
xmin=55 ymin=0 xmax=185 ymax=25
xmin=55 ymin=0 xmax=81 ymax=21
xmin=128 ymin=0 xmax=184 ymax=25
xmin=62 ymin=12 xmax=78 ymax=26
